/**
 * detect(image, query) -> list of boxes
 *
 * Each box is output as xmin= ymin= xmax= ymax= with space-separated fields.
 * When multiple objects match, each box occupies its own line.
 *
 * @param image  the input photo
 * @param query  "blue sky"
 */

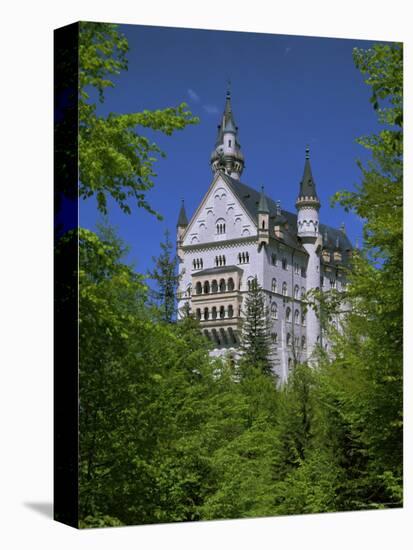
xmin=80 ymin=24 xmax=387 ymax=274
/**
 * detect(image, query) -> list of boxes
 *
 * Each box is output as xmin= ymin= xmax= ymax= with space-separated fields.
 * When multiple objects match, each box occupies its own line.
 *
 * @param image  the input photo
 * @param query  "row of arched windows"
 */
xmin=193 ymin=258 xmax=203 ymax=270
xmin=270 ymin=279 xmax=306 ymax=300
xmin=215 ymin=255 xmax=226 ymax=267
xmin=270 ymin=304 xmax=306 ymax=325
xmin=195 ymin=277 xmax=235 ymax=295
xmin=196 ymin=305 xmax=234 ymax=320
xmin=238 ymin=252 xmax=249 ymax=264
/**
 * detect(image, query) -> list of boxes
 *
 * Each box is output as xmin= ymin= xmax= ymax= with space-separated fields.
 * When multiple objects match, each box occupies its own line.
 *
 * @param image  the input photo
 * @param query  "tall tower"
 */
xmin=295 ymin=146 xmax=322 ymax=358
xmin=210 ymin=89 xmax=244 ymax=179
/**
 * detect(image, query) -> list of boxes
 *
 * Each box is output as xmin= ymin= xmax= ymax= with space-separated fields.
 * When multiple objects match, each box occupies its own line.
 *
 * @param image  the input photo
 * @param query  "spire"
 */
xmin=258 ymin=186 xmax=269 ymax=213
xmin=210 ymin=87 xmax=244 ymax=178
xmin=298 ymin=145 xmax=319 ymax=201
xmin=177 ymin=199 xmax=188 ymax=227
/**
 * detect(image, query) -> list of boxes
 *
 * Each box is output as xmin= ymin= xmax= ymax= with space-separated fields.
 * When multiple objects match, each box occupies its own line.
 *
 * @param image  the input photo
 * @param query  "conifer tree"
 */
xmin=239 ymin=276 xmax=276 ymax=377
xmin=149 ymin=230 xmax=181 ymax=323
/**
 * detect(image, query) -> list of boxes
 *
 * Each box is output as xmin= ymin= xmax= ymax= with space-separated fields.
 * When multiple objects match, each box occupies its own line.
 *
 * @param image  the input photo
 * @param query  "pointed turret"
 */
xmin=258 ymin=186 xmax=269 ymax=246
xmin=177 ymin=199 xmax=188 ymax=228
xmin=176 ymin=200 xmax=188 ymax=261
xmin=258 ymin=186 xmax=269 ymax=213
xmin=210 ymin=88 xmax=244 ymax=179
xmin=297 ymin=145 xmax=320 ymax=203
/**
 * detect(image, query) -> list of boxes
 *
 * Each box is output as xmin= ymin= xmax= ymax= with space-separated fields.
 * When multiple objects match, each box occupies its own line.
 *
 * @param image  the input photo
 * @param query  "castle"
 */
xmin=176 ymin=90 xmax=352 ymax=381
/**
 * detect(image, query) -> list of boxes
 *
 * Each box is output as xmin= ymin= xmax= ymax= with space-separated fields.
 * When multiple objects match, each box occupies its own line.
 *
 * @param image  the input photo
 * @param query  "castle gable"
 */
xmin=182 ymin=172 xmax=257 ymax=246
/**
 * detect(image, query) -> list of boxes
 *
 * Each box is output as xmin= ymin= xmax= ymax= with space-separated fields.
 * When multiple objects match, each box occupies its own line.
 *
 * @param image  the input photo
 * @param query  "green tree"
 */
xmin=324 ymin=42 xmax=403 ymax=508
xmin=239 ymin=277 xmax=276 ymax=377
xmin=78 ymin=22 xmax=199 ymax=216
xmin=148 ymin=230 xmax=181 ymax=323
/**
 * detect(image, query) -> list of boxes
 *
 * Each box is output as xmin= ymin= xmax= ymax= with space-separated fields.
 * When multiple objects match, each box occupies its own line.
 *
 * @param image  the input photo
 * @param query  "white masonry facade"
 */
xmin=176 ymin=91 xmax=352 ymax=382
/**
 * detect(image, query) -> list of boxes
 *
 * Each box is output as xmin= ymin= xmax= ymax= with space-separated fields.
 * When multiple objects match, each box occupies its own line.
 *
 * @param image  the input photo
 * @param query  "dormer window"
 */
xmin=229 ymin=139 xmax=232 ymax=147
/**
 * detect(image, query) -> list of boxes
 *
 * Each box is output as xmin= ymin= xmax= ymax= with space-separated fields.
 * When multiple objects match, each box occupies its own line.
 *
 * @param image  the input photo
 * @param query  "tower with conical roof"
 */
xmin=210 ymin=89 xmax=244 ymax=179
xmin=295 ymin=146 xmax=322 ymax=358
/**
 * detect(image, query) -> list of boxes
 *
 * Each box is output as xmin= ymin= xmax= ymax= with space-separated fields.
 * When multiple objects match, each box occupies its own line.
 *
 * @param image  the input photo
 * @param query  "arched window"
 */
xmin=287 ymin=333 xmax=291 ymax=346
xmin=294 ymin=285 xmax=299 ymax=299
xmin=282 ymin=282 xmax=288 ymax=296
xmin=242 ymin=252 xmax=245 ymax=264
xmin=286 ymin=307 xmax=291 ymax=322
xmin=212 ymin=307 xmax=217 ymax=320
xmin=200 ymin=259 xmax=203 ymax=269
xmin=301 ymin=287 xmax=306 ymax=299
xmin=193 ymin=259 xmax=196 ymax=270
xmin=204 ymin=307 xmax=209 ymax=321
xmin=203 ymin=281 xmax=210 ymax=294
xmin=216 ymin=219 xmax=226 ymax=234
xmin=271 ymin=333 xmax=278 ymax=344
xmin=282 ymin=258 xmax=287 ymax=270
xmin=219 ymin=306 xmax=225 ymax=319
xmin=228 ymin=305 xmax=234 ymax=318
xmin=295 ymin=309 xmax=300 ymax=325
xmin=301 ymin=312 xmax=306 ymax=326
xmin=196 ymin=282 xmax=202 ymax=295
xmin=262 ymin=220 xmax=265 ymax=229
xmin=295 ymin=336 xmax=299 ymax=348
xmin=219 ymin=279 xmax=226 ymax=292
xmin=246 ymin=252 xmax=249 ymax=263
xmin=196 ymin=308 xmax=201 ymax=320
xmin=238 ymin=253 xmax=242 ymax=264
xmin=228 ymin=278 xmax=234 ymax=291
xmin=271 ymin=278 xmax=277 ymax=293
xmin=211 ymin=280 xmax=218 ymax=293
xmin=271 ymin=302 xmax=278 ymax=319
xmin=223 ymin=255 xmax=226 ymax=266
xmin=301 ymin=336 xmax=306 ymax=348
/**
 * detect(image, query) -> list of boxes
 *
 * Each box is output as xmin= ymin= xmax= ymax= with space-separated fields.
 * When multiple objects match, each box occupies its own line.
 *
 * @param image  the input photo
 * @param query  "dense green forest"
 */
xmin=65 ymin=24 xmax=403 ymax=527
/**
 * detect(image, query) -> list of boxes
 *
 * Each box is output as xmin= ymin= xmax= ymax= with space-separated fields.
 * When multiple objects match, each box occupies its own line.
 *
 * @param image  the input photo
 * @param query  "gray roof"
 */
xmin=177 ymin=200 xmax=188 ymax=226
xmin=298 ymin=149 xmax=319 ymax=200
xmin=219 ymin=171 xmax=352 ymax=259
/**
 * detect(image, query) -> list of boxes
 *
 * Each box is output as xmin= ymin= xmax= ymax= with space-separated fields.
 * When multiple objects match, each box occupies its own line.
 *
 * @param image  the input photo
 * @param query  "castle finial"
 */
xmin=340 ymin=222 xmax=346 ymax=234
xmin=306 ymin=144 xmax=310 ymax=160
xmin=227 ymin=78 xmax=231 ymax=97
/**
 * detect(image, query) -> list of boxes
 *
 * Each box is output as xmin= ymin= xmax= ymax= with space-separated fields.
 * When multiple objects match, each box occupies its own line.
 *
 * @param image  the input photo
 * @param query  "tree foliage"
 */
xmin=239 ymin=276 xmax=276 ymax=377
xmin=148 ymin=230 xmax=181 ymax=323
